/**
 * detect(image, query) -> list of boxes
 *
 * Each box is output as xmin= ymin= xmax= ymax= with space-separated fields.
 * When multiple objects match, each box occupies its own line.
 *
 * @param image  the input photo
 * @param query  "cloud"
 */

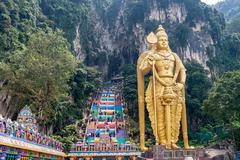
xmin=201 ymin=0 xmax=224 ymax=5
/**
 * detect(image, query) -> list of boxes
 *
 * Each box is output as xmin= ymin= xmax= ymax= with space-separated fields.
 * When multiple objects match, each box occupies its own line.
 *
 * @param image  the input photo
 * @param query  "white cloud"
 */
xmin=201 ymin=0 xmax=224 ymax=5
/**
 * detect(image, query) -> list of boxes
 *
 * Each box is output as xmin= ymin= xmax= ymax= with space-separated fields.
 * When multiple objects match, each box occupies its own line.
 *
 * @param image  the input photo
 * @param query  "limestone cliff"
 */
xmin=73 ymin=0 xmax=224 ymax=77
xmin=215 ymin=0 xmax=240 ymax=22
xmin=0 ymin=0 xmax=226 ymax=117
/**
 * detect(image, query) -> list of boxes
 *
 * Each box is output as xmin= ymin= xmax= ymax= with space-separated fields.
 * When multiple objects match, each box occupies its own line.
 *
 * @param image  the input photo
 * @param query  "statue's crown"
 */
xmin=156 ymin=25 xmax=168 ymax=38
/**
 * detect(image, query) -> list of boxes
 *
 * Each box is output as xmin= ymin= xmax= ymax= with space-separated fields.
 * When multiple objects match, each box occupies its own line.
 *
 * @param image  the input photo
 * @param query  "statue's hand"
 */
xmin=171 ymin=83 xmax=184 ymax=92
xmin=176 ymin=83 xmax=184 ymax=90
xmin=146 ymin=54 xmax=156 ymax=65
xmin=165 ymin=81 xmax=174 ymax=87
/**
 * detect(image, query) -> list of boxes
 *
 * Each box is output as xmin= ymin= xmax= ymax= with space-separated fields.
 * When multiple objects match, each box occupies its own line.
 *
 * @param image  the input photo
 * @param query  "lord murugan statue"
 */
xmin=137 ymin=25 xmax=190 ymax=150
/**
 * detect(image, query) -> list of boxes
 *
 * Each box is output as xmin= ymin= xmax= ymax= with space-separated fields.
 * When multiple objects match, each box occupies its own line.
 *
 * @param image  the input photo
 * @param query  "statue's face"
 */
xmin=157 ymin=36 xmax=169 ymax=50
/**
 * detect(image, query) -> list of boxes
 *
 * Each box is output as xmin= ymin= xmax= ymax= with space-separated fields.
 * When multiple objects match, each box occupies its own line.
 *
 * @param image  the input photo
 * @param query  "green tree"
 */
xmin=185 ymin=60 xmax=212 ymax=130
xmin=122 ymin=64 xmax=137 ymax=119
xmin=126 ymin=0 xmax=151 ymax=28
xmin=40 ymin=0 xmax=89 ymax=42
xmin=0 ymin=29 xmax=77 ymax=126
xmin=185 ymin=60 xmax=213 ymax=146
xmin=69 ymin=63 xmax=102 ymax=107
xmin=227 ymin=17 xmax=240 ymax=33
xmin=207 ymin=33 xmax=240 ymax=79
xmin=204 ymin=70 xmax=240 ymax=150
xmin=52 ymin=124 xmax=79 ymax=152
xmin=0 ymin=0 xmax=49 ymax=57
xmin=51 ymin=64 xmax=101 ymax=132
xmin=177 ymin=24 xmax=190 ymax=47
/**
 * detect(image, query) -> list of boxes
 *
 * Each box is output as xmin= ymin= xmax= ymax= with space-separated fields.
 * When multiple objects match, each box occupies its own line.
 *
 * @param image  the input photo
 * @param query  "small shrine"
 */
xmin=17 ymin=105 xmax=38 ymax=132
xmin=0 ymin=105 xmax=65 ymax=160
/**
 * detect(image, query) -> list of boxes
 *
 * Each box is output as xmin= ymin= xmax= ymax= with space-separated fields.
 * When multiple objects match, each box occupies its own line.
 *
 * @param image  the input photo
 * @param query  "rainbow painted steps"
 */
xmin=69 ymin=85 xmax=140 ymax=160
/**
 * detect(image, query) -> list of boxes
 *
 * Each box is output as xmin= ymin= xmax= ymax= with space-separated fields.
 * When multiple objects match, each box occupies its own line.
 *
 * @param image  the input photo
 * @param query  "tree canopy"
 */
xmin=0 ymin=29 xmax=77 ymax=126
xmin=204 ymin=70 xmax=240 ymax=150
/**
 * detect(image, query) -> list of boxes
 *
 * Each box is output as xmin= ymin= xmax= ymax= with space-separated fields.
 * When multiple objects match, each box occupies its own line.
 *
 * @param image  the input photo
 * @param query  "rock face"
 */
xmin=73 ymin=25 xmax=85 ymax=61
xmin=215 ymin=0 xmax=240 ymax=22
xmin=0 ymin=0 xmax=225 ymax=117
xmin=73 ymin=0 xmax=224 ymax=76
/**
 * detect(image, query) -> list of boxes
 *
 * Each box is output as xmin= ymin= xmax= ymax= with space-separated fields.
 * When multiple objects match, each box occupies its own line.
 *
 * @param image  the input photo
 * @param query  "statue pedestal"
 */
xmin=152 ymin=145 xmax=206 ymax=160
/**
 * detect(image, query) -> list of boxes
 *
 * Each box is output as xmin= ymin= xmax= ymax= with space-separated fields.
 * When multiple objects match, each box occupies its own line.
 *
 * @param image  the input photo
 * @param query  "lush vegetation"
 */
xmin=0 ymin=30 xmax=76 ymax=128
xmin=185 ymin=61 xmax=213 ymax=145
xmin=52 ymin=124 xmax=79 ymax=152
xmin=40 ymin=0 xmax=89 ymax=43
xmin=207 ymin=33 xmax=240 ymax=80
xmin=0 ymin=0 xmax=101 ymax=135
xmin=215 ymin=0 xmax=240 ymax=22
xmin=204 ymin=71 xmax=240 ymax=150
xmin=0 ymin=0 xmax=49 ymax=56
xmin=0 ymin=0 xmax=240 ymax=152
xmin=227 ymin=17 xmax=240 ymax=33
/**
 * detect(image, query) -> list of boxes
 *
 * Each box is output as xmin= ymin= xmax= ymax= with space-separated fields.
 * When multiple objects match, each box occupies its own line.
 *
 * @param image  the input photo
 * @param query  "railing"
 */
xmin=70 ymin=143 xmax=139 ymax=153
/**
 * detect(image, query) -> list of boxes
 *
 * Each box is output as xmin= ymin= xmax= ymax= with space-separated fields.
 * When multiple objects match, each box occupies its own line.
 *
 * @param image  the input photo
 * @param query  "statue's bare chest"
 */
xmin=153 ymin=53 xmax=175 ymax=77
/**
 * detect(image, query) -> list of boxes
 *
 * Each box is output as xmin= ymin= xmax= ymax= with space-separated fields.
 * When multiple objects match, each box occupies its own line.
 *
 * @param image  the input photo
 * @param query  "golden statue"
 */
xmin=137 ymin=25 xmax=190 ymax=150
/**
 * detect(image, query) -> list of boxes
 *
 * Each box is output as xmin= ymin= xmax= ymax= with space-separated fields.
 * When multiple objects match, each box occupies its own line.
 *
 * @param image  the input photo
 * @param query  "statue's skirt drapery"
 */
xmin=145 ymin=76 xmax=184 ymax=146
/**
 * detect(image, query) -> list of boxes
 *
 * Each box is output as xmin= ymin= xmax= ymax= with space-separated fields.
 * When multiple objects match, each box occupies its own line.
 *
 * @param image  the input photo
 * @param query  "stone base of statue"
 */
xmin=140 ymin=149 xmax=153 ymax=159
xmin=139 ymin=145 xmax=207 ymax=160
xmin=153 ymin=145 xmax=206 ymax=160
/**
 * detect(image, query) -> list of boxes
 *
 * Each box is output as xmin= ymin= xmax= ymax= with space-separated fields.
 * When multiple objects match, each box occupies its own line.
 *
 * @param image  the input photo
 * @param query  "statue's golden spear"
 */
xmin=182 ymin=89 xmax=189 ymax=148
xmin=152 ymin=60 xmax=159 ymax=146
xmin=152 ymin=60 xmax=160 ymax=160
xmin=137 ymin=54 xmax=146 ymax=151
xmin=137 ymin=32 xmax=158 ymax=151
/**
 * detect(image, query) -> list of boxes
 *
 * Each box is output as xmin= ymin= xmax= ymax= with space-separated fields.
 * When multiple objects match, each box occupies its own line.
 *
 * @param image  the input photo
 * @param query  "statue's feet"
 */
xmin=171 ymin=143 xmax=180 ymax=149
xmin=184 ymin=144 xmax=190 ymax=149
xmin=140 ymin=146 xmax=149 ymax=152
xmin=159 ymin=140 xmax=166 ymax=146
xmin=184 ymin=144 xmax=194 ymax=149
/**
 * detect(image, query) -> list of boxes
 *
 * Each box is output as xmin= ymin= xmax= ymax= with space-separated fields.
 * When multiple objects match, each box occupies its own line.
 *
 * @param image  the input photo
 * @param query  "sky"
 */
xmin=201 ymin=0 xmax=224 ymax=5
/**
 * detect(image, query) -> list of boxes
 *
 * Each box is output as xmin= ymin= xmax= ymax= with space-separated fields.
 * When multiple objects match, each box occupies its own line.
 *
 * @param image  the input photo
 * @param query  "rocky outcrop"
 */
xmin=215 ymin=0 xmax=240 ymax=22
xmin=73 ymin=25 xmax=85 ymax=61
xmin=73 ymin=0 xmax=221 ymax=75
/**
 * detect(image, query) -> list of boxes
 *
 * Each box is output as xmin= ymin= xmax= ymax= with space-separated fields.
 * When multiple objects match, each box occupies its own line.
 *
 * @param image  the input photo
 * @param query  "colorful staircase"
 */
xmin=69 ymin=84 xmax=140 ymax=159
xmin=85 ymin=88 xmax=125 ymax=144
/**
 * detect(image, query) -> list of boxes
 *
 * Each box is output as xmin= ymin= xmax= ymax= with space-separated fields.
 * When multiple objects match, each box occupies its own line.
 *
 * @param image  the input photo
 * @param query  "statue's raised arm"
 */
xmin=137 ymin=25 xmax=190 ymax=150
